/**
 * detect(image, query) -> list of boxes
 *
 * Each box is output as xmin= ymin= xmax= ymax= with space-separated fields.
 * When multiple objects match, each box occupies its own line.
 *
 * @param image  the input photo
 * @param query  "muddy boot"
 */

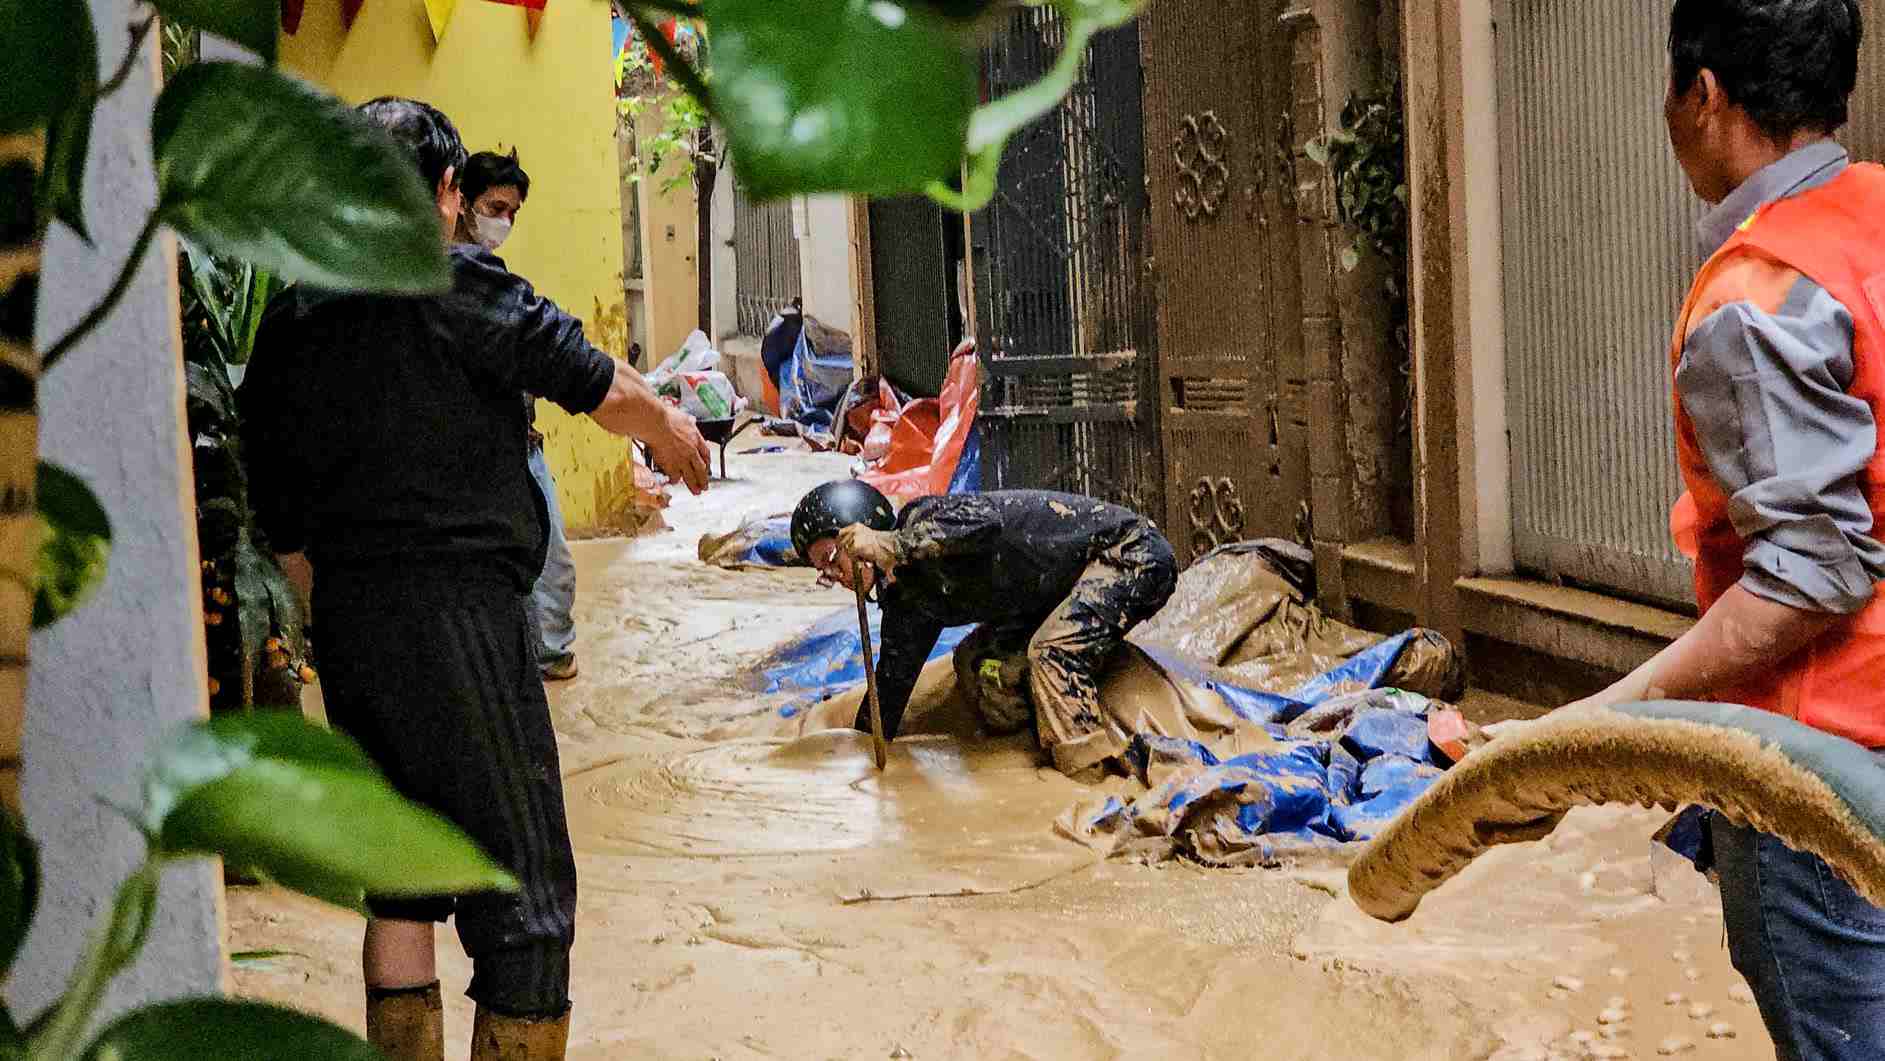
xmin=469 ymin=1006 xmax=570 ymax=1061
xmin=365 ymin=982 xmax=444 ymax=1061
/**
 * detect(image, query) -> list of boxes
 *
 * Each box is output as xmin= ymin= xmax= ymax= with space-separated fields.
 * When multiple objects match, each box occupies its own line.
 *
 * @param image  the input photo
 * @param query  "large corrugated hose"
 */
xmin=1348 ymin=701 xmax=1885 ymax=922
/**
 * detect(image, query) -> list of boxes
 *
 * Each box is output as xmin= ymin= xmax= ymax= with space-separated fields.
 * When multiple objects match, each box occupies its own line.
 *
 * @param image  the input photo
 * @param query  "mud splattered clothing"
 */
xmin=867 ymin=491 xmax=1177 ymax=775
xmin=240 ymin=244 xmax=611 ymax=1018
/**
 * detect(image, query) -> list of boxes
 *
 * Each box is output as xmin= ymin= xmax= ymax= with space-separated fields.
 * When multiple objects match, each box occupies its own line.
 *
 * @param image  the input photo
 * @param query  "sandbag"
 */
xmin=1347 ymin=700 xmax=1885 ymax=923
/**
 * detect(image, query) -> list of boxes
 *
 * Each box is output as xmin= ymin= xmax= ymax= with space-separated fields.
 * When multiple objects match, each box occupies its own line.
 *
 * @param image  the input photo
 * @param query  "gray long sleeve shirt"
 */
xmin=1675 ymin=140 xmax=1885 ymax=614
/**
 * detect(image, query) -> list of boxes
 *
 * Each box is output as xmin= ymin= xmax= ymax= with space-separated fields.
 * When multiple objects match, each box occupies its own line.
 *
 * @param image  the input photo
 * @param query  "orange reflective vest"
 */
xmin=1671 ymin=162 xmax=1885 ymax=748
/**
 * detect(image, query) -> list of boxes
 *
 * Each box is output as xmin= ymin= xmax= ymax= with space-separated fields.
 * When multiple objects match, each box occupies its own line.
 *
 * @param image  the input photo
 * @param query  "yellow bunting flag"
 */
xmin=424 ymin=0 xmax=457 ymax=41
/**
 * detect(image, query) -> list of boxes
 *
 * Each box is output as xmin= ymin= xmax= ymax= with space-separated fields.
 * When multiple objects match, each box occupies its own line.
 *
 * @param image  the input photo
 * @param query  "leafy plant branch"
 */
xmin=1305 ymin=77 xmax=1408 ymax=276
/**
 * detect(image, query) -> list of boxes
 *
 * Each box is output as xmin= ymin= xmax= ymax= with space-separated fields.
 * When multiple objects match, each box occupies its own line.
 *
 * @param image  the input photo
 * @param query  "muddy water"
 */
xmin=228 ymin=447 xmax=1773 ymax=1059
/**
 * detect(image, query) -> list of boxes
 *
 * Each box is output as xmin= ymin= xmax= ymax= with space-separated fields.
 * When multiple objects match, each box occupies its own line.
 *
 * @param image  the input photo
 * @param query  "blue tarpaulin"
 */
xmin=750 ymin=604 xmax=974 ymax=717
xmin=1059 ymin=635 xmax=1458 ymax=863
xmin=777 ymin=319 xmax=853 ymax=433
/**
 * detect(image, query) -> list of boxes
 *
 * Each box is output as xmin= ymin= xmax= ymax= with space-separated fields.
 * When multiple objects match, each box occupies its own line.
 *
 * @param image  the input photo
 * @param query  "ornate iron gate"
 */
xmin=970 ymin=11 xmax=1159 ymax=518
xmin=731 ymin=182 xmax=801 ymax=337
xmin=1142 ymin=0 xmax=1307 ymax=566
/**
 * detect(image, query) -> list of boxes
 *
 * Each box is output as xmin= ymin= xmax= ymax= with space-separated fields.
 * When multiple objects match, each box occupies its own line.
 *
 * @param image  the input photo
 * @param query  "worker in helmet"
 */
xmin=789 ymin=481 xmax=1177 ymax=779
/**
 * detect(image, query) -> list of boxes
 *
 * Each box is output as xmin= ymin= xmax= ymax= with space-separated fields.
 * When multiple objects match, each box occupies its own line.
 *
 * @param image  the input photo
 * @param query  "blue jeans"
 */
xmin=526 ymin=445 xmax=577 ymax=670
xmin=1712 ymin=810 xmax=1885 ymax=1060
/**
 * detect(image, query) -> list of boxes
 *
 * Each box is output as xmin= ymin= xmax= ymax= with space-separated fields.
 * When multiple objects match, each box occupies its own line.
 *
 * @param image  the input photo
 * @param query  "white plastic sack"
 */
xmin=646 ymin=329 xmax=720 ymax=389
xmin=656 ymin=369 xmax=742 ymax=421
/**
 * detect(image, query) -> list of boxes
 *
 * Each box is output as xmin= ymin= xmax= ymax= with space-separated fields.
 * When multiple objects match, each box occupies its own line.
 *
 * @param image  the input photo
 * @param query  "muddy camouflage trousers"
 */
xmin=957 ymin=521 xmax=1177 ymax=776
xmin=314 ymin=566 xmax=578 ymax=1018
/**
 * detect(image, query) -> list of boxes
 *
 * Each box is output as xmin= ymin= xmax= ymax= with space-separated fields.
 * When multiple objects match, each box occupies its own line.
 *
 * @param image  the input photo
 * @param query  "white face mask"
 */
xmin=475 ymin=212 xmax=512 ymax=252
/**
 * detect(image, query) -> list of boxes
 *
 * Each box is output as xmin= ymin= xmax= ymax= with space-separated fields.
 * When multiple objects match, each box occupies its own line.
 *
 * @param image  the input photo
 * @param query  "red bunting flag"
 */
xmin=341 ymin=0 xmax=364 ymax=29
xmin=525 ymin=5 xmax=546 ymax=39
xmin=280 ymin=0 xmax=304 ymax=34
xmin=480 ymin=0 xmax=547 ymax=8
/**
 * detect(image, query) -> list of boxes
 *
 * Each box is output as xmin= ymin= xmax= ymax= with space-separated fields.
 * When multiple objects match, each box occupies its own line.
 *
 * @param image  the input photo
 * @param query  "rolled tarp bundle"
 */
xmin=1347 ymin=700 xmax=1885 ymax=922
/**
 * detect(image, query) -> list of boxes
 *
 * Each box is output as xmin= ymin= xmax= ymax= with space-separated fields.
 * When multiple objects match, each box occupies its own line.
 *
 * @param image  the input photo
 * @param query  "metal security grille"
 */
xmin=971 ymin=11 xmax=1158 ymax=518
xmin=1497 ymin=1 xmax=1885 ymax=609
xmin=731 ymin=182 xmax=800 ymax=337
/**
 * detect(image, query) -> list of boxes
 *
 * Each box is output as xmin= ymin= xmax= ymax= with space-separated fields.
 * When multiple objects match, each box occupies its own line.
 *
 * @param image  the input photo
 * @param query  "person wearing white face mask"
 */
xmin=456 ymin=149 xmax=582 ymax=681
xmin=457 ymin=148 xmax=527 ymax=251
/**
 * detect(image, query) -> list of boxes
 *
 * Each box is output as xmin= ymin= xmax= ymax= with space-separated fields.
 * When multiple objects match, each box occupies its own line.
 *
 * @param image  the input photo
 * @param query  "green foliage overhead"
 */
xmin=703 ymin=0 xmax=975 ymax=200
xmin=621 ymin=0 xmax=1150 ymax=211
xmin=148 ymin=0 xmax=278 ymax=64
xmin=153 ymin=62 xmax=451 ymax=294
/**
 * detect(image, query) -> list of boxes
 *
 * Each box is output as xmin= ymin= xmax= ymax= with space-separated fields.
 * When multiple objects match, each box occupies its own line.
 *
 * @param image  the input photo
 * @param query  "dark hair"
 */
xmin=1669 ymin=0 xmax=1863 ymax=141
xmin=355 ymin=96 xmax=468 ymax=191
xmin=461 ymin=148 xmax=531 ymax=205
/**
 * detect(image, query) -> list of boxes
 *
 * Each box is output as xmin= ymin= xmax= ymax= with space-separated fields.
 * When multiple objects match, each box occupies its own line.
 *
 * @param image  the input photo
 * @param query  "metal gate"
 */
xmin=1141 ymin=0 xmax=1307 ymax=565
xmin=1496 ymin=0 xmax=1885 ymax=609
xmin=970 ymin=10 xmax=1159 ymax=518
xmin=731 ymin=182 xmax=800 ymax=337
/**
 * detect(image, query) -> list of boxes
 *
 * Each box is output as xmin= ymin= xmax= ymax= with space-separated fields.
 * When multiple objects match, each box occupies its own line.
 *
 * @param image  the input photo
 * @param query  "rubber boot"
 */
xmin=468 ymin=1006 xmax=571 ymax=1061
xmin=365 ymin=982 xmax=444 ymax=1061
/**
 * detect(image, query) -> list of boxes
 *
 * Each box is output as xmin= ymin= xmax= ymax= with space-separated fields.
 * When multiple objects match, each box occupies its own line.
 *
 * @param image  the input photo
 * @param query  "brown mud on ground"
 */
xmin=230 ymin=448 xmax=1773 ymax=1059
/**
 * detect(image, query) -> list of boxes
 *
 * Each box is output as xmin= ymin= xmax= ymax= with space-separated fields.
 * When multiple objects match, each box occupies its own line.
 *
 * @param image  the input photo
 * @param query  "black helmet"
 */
xmin=791 ymin=480 xmax=895 ymax=557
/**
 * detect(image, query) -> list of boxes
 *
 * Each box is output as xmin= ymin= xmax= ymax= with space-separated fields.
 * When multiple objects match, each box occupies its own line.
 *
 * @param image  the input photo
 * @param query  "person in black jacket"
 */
xmin=790 ymin=481 xmax=1176 ymax=778
xmin=239 ymin=97 xmax=709 ymax=1061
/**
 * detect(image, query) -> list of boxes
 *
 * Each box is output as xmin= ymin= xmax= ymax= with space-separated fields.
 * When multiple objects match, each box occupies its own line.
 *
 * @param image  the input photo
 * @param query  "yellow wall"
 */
xmin=281 ymin=0 xmax=641 ymax=536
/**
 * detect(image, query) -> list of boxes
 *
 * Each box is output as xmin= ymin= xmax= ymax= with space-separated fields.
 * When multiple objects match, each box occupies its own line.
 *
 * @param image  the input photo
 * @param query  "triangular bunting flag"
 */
xmin=280 ymin=0 xmax=304 ymax=34
xmin=424 ymin=0 xmax=457 ymax=41
xmin=526 ymin=5 xmax=545 ymax=40
xmin=341 ymin=0 xmax=365 ymax=30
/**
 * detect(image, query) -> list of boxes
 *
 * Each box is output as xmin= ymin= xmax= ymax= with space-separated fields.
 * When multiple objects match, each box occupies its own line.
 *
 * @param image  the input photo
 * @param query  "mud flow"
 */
xmin=230 ymin=447 xmax=1772 ymax=1059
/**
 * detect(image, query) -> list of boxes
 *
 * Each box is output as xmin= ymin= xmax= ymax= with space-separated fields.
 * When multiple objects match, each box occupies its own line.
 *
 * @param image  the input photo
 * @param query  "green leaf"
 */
xmin=1340 ymin=245 xmax=1361 ymax=272
xmin=147 ymin=0 xmax=277 ymax=65
xmin=230 ymin=534 xmax=272 ymax=665
xmin=160 ymin=762 xmax=517 ymax=910
xmin=185 ymin=363 xmax=237 ymax=429
xmin=143 ymin=713 xmax=516 ymax=911
xmin=142 ymin=711 xmax=377 ymax=829
xmin=153 ymin=63 xmax=450 ymax=294
xmin=1303 ymin=138 xmax=1328 ymax=166
xmin=229 ymin=948 xmax=309 ymax=970
xmin=0 ymin=0 xmax=95 ymax=134
xmin=33 ymin=462 xmax=111 ymax=629
xmin=231 ymin=265 xmax=281 ymax=364
xmin=80 ymin=999 xmax=381 ymax=1061
xmin=705 ymin=0 xmax=975 ymax=199
xmin=0 ymin=808 xmax=39 ymax=976
xmin=931 ymin=2 xmax=1147 ymax=211
xmin=42 ymin=88 xmax=97 ymax=243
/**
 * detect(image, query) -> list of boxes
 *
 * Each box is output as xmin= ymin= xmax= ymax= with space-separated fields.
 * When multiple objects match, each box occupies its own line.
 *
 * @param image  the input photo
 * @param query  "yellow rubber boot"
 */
xmin=468 ymin=1006 xmax=571 ymax=1061
xmin=365 ymin=982 xmax=444 ymax=1061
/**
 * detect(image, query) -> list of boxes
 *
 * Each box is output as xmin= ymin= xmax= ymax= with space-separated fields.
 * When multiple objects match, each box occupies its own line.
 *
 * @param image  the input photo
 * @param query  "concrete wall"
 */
xmin=708 ymin=153 xmax=737 ymax=343
xmin=11 ymin=1 xmax=224 ymax=1022
xmin=797 ymin=195 xmax=854 ymax=335
xmin=280 ymin=0 xmax=638 ymax=535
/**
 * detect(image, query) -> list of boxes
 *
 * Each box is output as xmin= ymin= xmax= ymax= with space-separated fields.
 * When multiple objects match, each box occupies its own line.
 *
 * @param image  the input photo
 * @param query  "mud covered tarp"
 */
xmin=746 ymin=604 xmax=975 ymax=717
xmin=698 ymin=513 xmax=799 ymax=568
xmin=1042 ymin=542 xmax=1472 ymax=865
